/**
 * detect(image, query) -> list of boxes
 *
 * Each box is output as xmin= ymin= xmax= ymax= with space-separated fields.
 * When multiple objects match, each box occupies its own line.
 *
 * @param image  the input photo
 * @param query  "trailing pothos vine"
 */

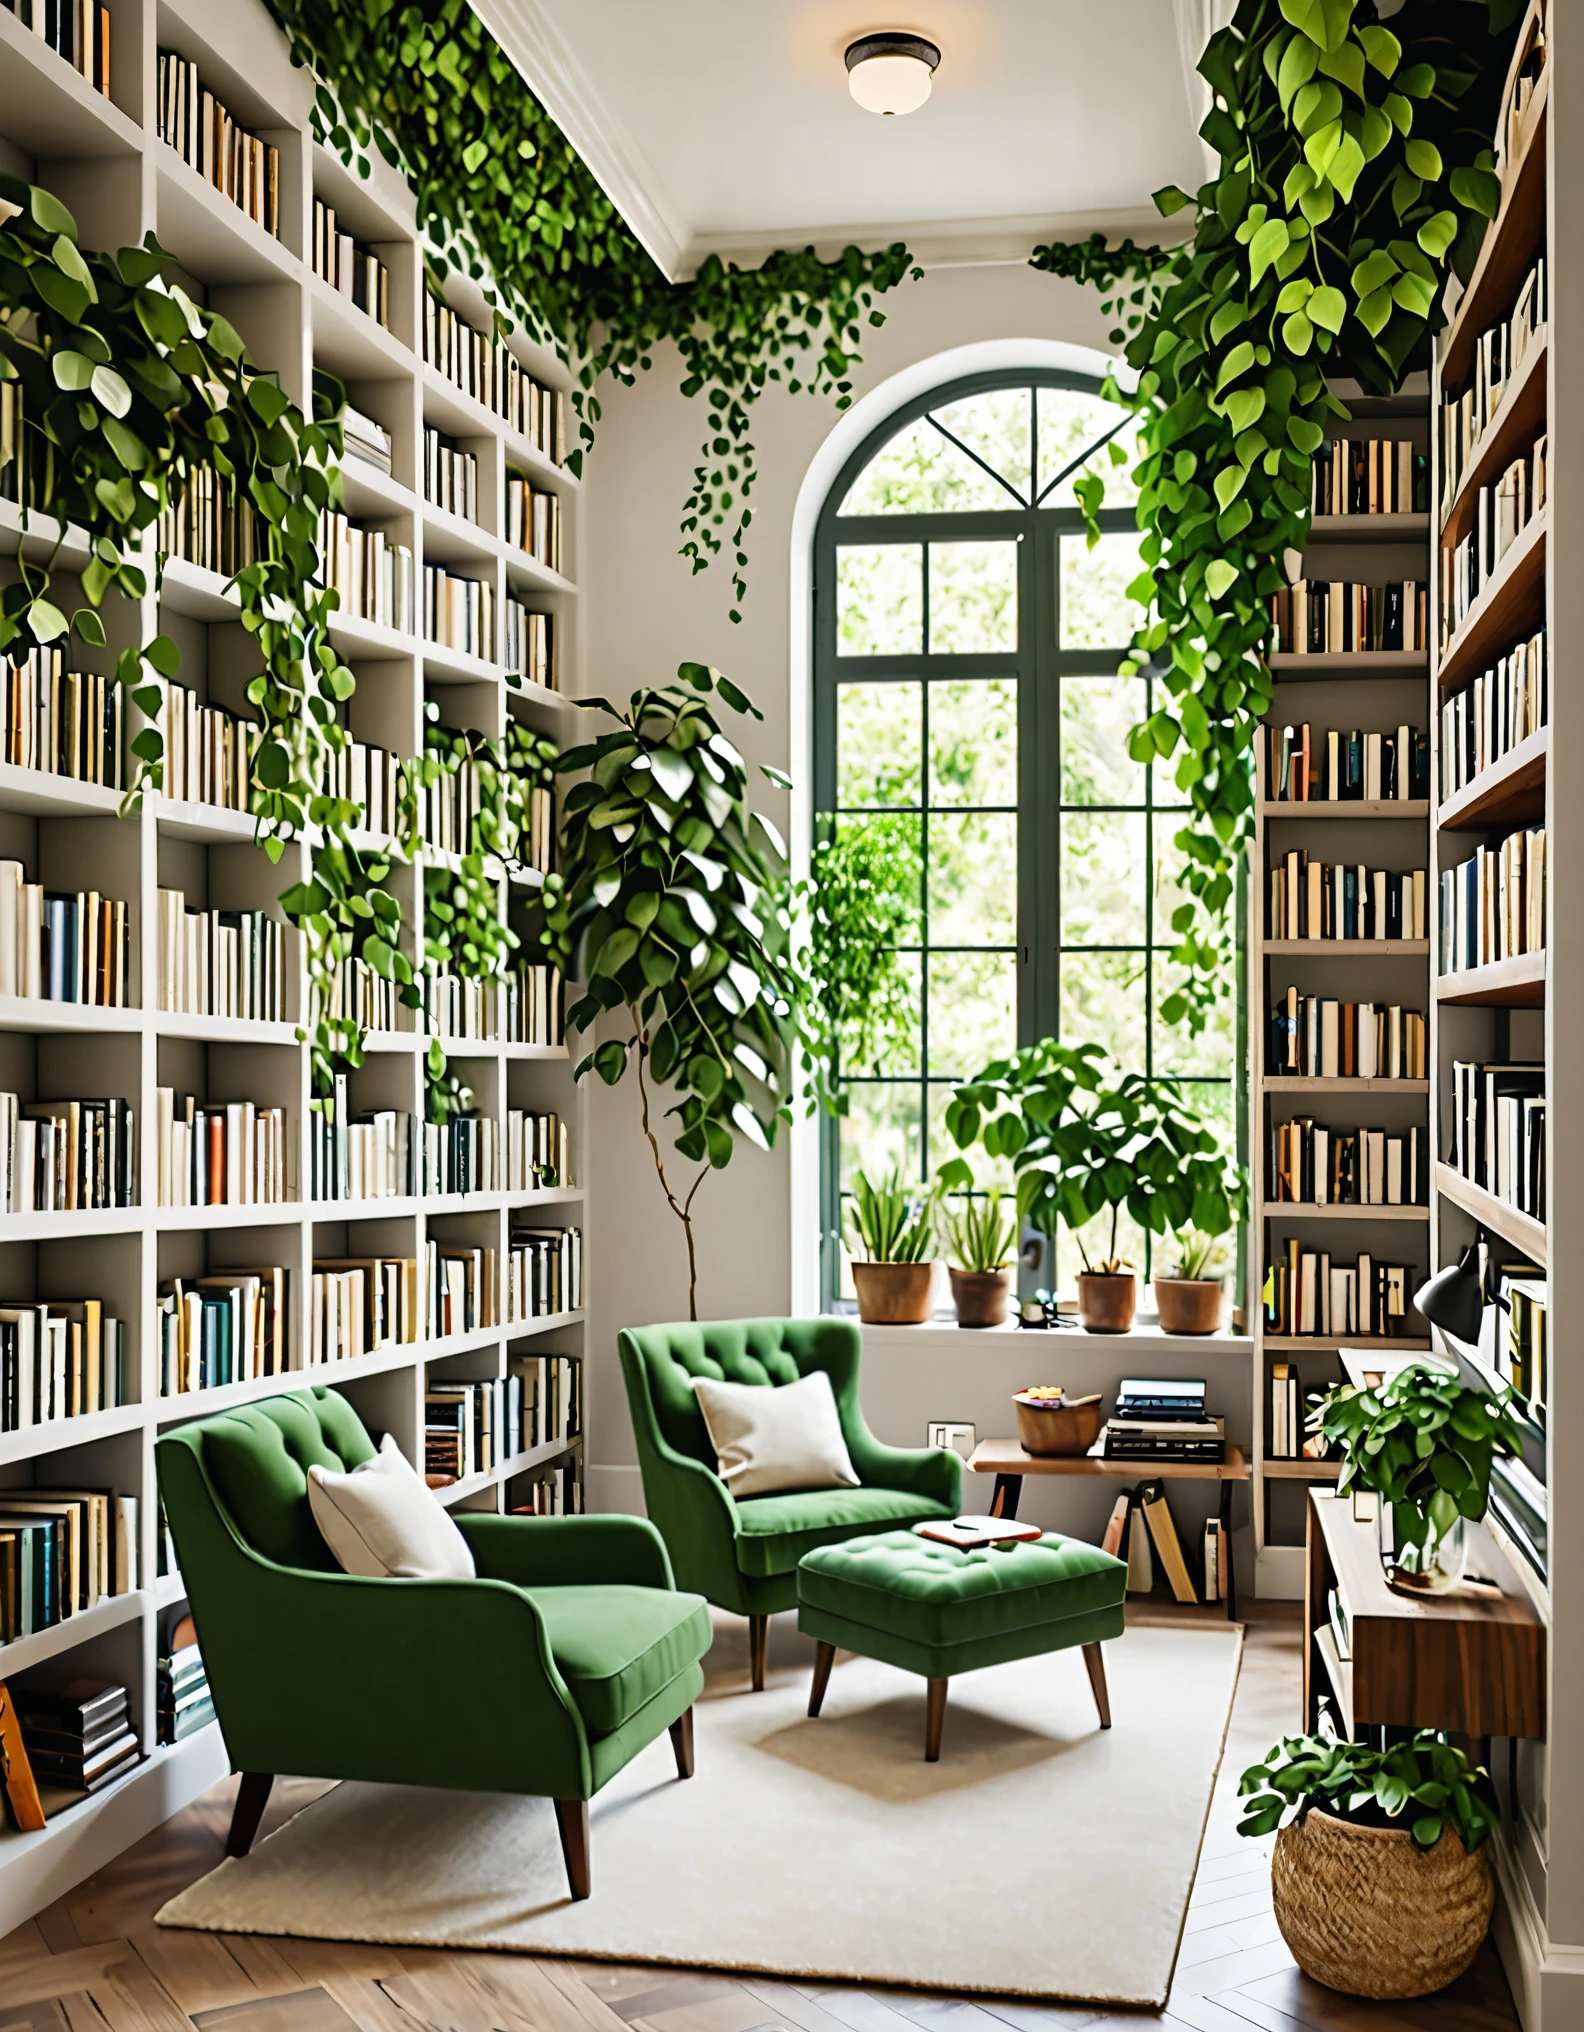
xmin=261 ymin=0 xmax=921 ymax=621
xmin=1033 ymin=0 xmax=1518 ymax=1032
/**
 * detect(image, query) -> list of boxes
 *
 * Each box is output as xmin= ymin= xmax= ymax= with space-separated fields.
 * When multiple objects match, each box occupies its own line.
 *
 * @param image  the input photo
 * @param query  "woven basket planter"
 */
xmin=1272 ymin=1808 xmax=1494 ymax=2000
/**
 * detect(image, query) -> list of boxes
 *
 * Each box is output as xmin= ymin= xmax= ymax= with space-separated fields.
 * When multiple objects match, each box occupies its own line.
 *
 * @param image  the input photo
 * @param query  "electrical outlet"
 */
xmin=928 ymin=1421 xmax=976 ymax=1458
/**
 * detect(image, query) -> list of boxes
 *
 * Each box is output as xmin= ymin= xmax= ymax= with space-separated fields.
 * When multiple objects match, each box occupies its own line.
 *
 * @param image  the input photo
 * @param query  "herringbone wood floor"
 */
xmin=0 ymin=1604 xmax=1519 ymax=2032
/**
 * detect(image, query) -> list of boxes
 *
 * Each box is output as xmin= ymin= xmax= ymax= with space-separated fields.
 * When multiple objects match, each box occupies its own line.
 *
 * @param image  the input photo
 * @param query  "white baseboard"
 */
xmin=1492 ymin=1824 xmax=1584 ymax=2029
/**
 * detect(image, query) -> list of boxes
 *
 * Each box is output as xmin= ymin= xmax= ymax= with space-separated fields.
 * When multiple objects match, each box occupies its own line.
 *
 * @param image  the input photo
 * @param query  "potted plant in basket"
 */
xmin=1154 ymin=1230 xmax=1227 ymax=1336
xmin=843 ymin=1168 xmax=939 ymax=1325
xmin=1317 ymin=1361 xmax=1527 ymax=1593
xmin=945 ymin=1041 xmax=1244 ymax=1334
xmin=1238 ymin=1729 xmax=1499 ymax=2000
xmin=935 ymin=1163 xmax=1017 ymax=1328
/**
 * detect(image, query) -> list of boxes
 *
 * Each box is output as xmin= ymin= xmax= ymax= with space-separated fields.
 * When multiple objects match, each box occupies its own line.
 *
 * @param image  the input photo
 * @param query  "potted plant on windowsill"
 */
xmin=1237 ymin=1730 xmax=1499 ymax=1999
xmin=935 ymin=1164 xmax=1016 ymax=1328
xmin=1154 ymin=1230 xmax=1227 ymax=1335
xmin=1317 ymin=1362 xmax=1527 ymax=1594
xmin=844 ymin=1168 xmax=939 ymax=1325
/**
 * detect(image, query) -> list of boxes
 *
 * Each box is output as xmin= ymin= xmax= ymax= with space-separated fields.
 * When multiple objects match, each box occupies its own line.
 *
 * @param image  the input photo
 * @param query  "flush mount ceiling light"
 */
xmin=845 ymin=32 xmax=941 ymax=116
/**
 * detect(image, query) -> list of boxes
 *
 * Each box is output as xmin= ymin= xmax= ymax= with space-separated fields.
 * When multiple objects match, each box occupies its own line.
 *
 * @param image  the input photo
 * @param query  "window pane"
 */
xmin=837 ymin=685 xmax=920 ymax=809
xmin=926 ymin=951 xmax=1016 ymax=1081
xmin=1177 ymin=1079 xmax=1236 ymax=1166
xmin=928 ymin=540 xmax=1017 ymax=654
xmin=929 ymin=811 xmax=1016 ymax=944
xmin=1060 ymin=950 xmax=1146 ymax=1066
xmin=930 ymin=387 xmax=1032 ymax=502
xmin=1061 ymin=809 xmax=1147 ymax=946
xmin=840 ymin=945 xmax=922 ymax=1078
xmin=1037 ymin=387 xmax=1145 ymax=509
xmin=1060 ymin=530 xmax=1146 ymax=649
xmin=841 ymin=415 xmax=1014 ymax=515
xmin=832 ymin=812 xmax=922 ymax=942
xmin=930 ymin=677 xmax=1017 ymax=806
xmin=1152 ymin=956 xmax=1236 ymax=1078
xmin=1061 ymin=675 xmax=1147 ymax=806
xmin=837 ymin=543 xmax=922 ymax=656
xmin=839 ymin=1084 xmax=923 ymax=1194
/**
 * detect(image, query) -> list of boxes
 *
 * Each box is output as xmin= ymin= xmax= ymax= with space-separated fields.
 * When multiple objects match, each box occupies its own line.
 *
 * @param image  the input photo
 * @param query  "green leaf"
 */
xmin=30 ymin=184 xmax=78 ymax=238
xmin=1316 ymin=39 xmax=1364 ymax=96
xmin=1405 ymin=139 xmax=1443 ymax=181
xmin=71 ymin=607 xmax=106 ymax=647
xmin=90 ymin=364 xmax=131 ymax=417
xmin=1281 ymin=311 xmax=1315 ymax=355
xmin=594 ymin=926 xmax=639 ymax=975
xmin=28 ymin=598 xmax=68 ymax=642
xmin=1308 ymin=285 xmax=1346 ymax=333
xmin=51 ymin=350 xmax=94 ymax=392
xmin=1153 ymin=184 xmax=1193 ymax=217
xmin=1215 ymin=340 xmax=1256 ymax=393
xmin=1450 ymin=164 xmax=1502 ymax=218
xmin=1358 ymin=25 xmax=1401 ymax=75
xmin=1417 ymin=210 xmax=1460 ymax=259
xmin=145 ymin=635 xmax=181 ymax=678
xmin=1204 ymin=559 xmax=1238 ymax=600
xmin=1248 ymin=218 xmax=1289 ymax=286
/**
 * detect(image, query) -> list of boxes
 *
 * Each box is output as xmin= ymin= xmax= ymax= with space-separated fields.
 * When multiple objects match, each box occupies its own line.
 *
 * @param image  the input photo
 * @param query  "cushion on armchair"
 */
xmin=308 ymin=1434 xmax=476 ymax=1579
xmin=691 ymin=1368 xmax=859 ymax=1497
xmin=530 ymin=1584 xmax=714 ymax=1734
xmin=733 ymin=1484 xmax=956 ymax=1576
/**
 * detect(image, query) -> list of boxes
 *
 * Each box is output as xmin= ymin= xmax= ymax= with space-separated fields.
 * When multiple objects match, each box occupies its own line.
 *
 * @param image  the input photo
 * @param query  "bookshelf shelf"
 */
xmin=0 ymin=7 xmax=143 ymax=159
xmin=0 ymin=1401 xmax=147 ymax=1469
xmin=0 ymin=766 xmax=121 ymax=820
xmin=1434 ymin=1163 xmax=1546 ymax=1269
xmin=159 ymin=559 xmax=243 ymax=624
xmin=1436 ymin=725 xmax=1547 ymax=832
xmin=1436 ymin=505 xmax=1548 ymax=695
xmin=1265 ymin=1336 xmax=1432 ymax=1355
xmin=0 ymin=998 xmax=142 ymax=1034
xmin=151 ymin=153 xmax=304 ymax=289
xmin=1440 ymin=327 xmax=1549 ymax=548
xmin=1263 ymin=1459 xmax=1343 ymax=1481
xmin=1435 ymin=949 xmax=1546 ymax=1007
xmin=1259 ymin=800 xmax=1429 ymax=820
xmin=1267 ymin=650 xmax=1429 ymax=679
xmin=1307 ymin=514 xmax=1429 ymax=540
xmin=1441 ymin=58 xmax=1549 ymax=386
xmin=0 ymin=1588 xmax=146 ymax=1684
xmin=1261 ymin=1203 xmax=1430 ymax=1223
xmin=1262 ymin=1077 xmax=1429 ymax=1094
xmin=1263 ymin=940 xmax=1429 ymax=956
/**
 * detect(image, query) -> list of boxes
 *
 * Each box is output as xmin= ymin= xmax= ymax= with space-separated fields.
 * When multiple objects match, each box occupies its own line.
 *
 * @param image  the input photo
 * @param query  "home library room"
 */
xmin=0 ymin=0 xmax=588 ymax=1933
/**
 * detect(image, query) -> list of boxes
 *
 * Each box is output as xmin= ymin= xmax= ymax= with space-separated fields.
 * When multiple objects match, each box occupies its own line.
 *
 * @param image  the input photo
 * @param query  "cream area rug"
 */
xmin=158 ymin=1622 xmax=1242 ymax=2008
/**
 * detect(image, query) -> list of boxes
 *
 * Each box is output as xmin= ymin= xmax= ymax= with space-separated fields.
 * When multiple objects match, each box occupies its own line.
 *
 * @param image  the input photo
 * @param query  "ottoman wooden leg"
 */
xmin=1082 ymin=1642 xmax=1112 ymax=1729
xmin=925 ymin=1677 xmax=948 ymax=1761
xmin=808 ymin=1640 xmax=836 ymax=1717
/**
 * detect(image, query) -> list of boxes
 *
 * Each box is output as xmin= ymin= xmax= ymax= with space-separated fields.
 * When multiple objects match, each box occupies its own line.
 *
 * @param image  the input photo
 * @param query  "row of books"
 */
xmin=422 ymin=296 xmax=569 ymax=466
xmin=327 ymin=735 xmax=400 ymax=840
xmin=1262 ymin=1244 xmax=1418 ymax=1339
xmin=159 ymin=468 xmax=260 ymax=578
xmin=0 ymin=1491 xmax=137 ymax=1642
xmin=425 ymin=565 xmax=494 ymax=659
xmin=1270 ymin=580 xmax=1428 ymax=656
xmin=1448 ymin=1061 xmax=1545 ymax=1223
xmin=506 ymin=1224 xmax=583 ymax=1320
xmin=0 ymin=1093 xmax=135 ymax=1212
xmin=1440 ymin=626 xmax=1547 ymax=803
xmin=1440 ymin=828 xmax=1545 ymax=975
xmin=504 ymin=598 xmax=556 ymax=691
xmin=1 ymin=651 xmax=125 ymax=788
xmin=308 ymin=1085 xmax=411 ymax=1202
xmin=422 ymin=428 xmax=478 ymax=524
xmin=1438 ymin=254 xmax=1547 ymax=513
xmin=0 ymin=868 xmax=129 ymax=1004
xmin=1261 ymin=723 xmax=1427 ymax=804
xmin=1441 ymin=436 xmax=1548 ymax=647
xmin=1265 ymin=858 xmax=1427 ymax=943
xmin=427 ymin=1240 xmax=495 ymax=1340
xmin=1099 ymin=1476 xmax=1214 ymax=1604
xmin=160 ymin=678 xmax=257 ymax=813
xmin=5 ymin=0 xmax=111 ymax=96
xmin=424 ymin=1354 xmax=579 ymax=1482
xmin=157 ymin=891 xmax=287 ymax=1022
xmin=1269 ymin=992 xmax=1427 ymax=1081
xmin=159 ymin=1623 xmax=213 ymax=1743
xmin=505 ymin=471 xmax=563 ymax=573
xmin=318 ymin=511 xmax=417 ymax=636
xmin=423 ymin=1114 xmax=498 ymax=1197
xmin=158 ymin=1267 xmax=290 ymax=1394
xmin=422 ymin=751 xmax=486 ymax=859
xmin=507 ymin=1110 xmax=568 ymax=1193
xmin=156 ymin=50 xmax=280 ymax=236
xmin=0 ymin=1300 xmax=125 ymax=1434
xmin=421 ymin=963 xmax=566 ymax=1046
xmin=1267 ymin=1361 xmax=1329 ymax=1460
xmin=155 ymin=1090 xmax=289 ymax=1207
xmin=310 ymin=1256 xmax=419 ymax=1364
xmin=341 ymin=403 xmax=393 ymax=477
xmin=312 ymin=200 xmax=390 ymax=328
xmin=512 ymin=1463 xmax=584 ymax=1516
xmin=1267 ymin=1119 xmax=1429 ymax=1208
xmin=1309 ymin=437 xmax=1428 ymax=518
xmin=1497 ymin=1270 xmax=1547 ymax=1415
xmin=315 ymin=953 xmax=397 ymax=1033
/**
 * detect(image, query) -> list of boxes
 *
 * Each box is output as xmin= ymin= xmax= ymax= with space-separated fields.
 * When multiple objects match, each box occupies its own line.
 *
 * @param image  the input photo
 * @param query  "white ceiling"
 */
xmin=473 ymin=1 xmax=1205 ymax=279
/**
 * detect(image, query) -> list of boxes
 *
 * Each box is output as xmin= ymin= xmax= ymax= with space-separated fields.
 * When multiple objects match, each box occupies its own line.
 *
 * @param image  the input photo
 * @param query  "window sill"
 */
xmin=856 ymin=1318 xmax=1252 ymax=1356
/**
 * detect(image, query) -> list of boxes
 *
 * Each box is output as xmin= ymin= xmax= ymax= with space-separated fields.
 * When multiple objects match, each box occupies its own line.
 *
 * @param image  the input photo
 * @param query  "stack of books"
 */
xmin=422 ymin=429 xmax=478 ymax=523
xmin=0 ymin=1093 xmax=136 ymax=1213
xmin=156 ymin=50 xmax=279 ymax=236
xmin=0 ymin=1491 xmax=137 ymax=1637
xmin=426 ymin=1242 xmax=496 ymax=1340
xmin=312 ymin=201 xmax=390 ymax=328
xmin=1262 ymin=722 xmax=1428 ymax=803
xmin=1440 ymin=626 xmax=1547 ymax=801
xmin=9 ymin=0 xmax=112 ymax=97
xmin=1448 ymin=1061 xmax=1546 ymax=1220
xmin=1266 ymin=855 xmax=1427 ymax=942
xmin=1309 ymin=438 xmax=1429 ymax=516
xmin=1442 ymin=434 xmax=1548 ymax=646
xmin=157 ymin=1268 xmax=290 ymax=1395
xmin=1270 ymin=579 xmax=1428 ymax=655
xmin=505 ymin=1110 xmax=567 ymax=1192
xmin=310 ymin=1257 xmax=419 ymax=1363
xmin=1268 ymin=991 xmax=1426 ymax=1080
xmin=0 ymin=650 xmax=125 ymax=788
xmin=1100 ymin=1378 xmax=1225 ymax=1464
xmin=17 ymin=1678 xmax=138 ymax=1803
xmin=504 ymin=597 xmax=555 ymax=690
xmin=157 ymin=1617 xmax=213 ymax=1743
xmin=1 ymin=1298 xmax=127 ymax=1432
xmin=158 ymin=678 xmax=257 ymax=812
xmin=423 ymin=1111 xmax=498 ymax=1197
xmin=506 ymin=1224 xmax=583 ymax=1320
xmin=155 ymin=1090 xmax=289 ymax=1207
xmin=1439 ymin=254 xmax=1547 ymax=506
xmin=317 ymin=510 xmax=416 ymax=635
xmin=502 ymin=961 xmax=564 ymax=1047
xmin=309 ymin=1076 xmax=413 ymax=1202
xmin=1440 ymin=829 xmax=1545 ymax=974
xmin=340 ymin=404 xmax=393 ymax=478
xmin=0 ymin=866 xmax=130 ymax=1004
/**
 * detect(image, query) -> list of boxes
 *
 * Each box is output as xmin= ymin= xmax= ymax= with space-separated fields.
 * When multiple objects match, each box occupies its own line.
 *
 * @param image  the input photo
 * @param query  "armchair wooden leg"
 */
xmin=749 ymin=1613 xmax=768 ymax=1691
xmin=808 ymin=1640 xmax=836 ymax=1717
xmin=1082 ymin=1642 xmax=1112 ymax=1729
xmin=226 ymin=1772 xmax=273 ymax=1858
xmin=669 ymin=1707 xmax=695 ymax=1779
xmin=925 ymin=1678 xmax=948 ymax=1762
xmin=554 ymin=1798 xmax=591 ymax=1901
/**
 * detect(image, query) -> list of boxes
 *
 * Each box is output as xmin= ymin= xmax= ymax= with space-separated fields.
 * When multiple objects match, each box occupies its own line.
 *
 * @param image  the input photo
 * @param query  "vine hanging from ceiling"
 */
xmin=1031 ymin=0 xmax=1520 ymax=1032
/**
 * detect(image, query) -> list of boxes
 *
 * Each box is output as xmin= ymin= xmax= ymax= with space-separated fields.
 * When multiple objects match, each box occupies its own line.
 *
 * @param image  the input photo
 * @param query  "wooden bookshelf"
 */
xmin=1434 ymin=949 xmax=1546 ymax=1007
xmin=0 ymin=0 xmax=591 ymax=1937
xmin=1437 ymin=723 xmax=1547 ymax=831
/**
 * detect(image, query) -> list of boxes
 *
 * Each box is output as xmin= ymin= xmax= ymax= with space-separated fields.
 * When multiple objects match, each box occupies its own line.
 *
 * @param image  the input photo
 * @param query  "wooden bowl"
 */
xmin=1014 ymin=1393 xmax=1104 ymax=1457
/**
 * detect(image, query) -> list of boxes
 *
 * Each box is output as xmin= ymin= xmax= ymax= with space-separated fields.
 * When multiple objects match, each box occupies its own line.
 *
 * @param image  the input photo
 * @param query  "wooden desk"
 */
xmin=967 ymin=1439 xmax=1250 ymax=1618
xmin=1305 ymin=1490 xmax=1546 ymax=1740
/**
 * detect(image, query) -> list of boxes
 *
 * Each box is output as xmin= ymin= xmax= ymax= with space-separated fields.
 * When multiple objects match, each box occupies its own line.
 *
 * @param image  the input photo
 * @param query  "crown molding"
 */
xmin=684 ymin=206 xmax=1188 ymax=278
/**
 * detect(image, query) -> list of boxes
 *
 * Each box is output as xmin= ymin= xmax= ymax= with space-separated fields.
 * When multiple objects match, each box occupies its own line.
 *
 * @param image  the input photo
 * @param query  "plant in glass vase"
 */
xmin=1317 ymin=1362 xmax=1527 ymax=1595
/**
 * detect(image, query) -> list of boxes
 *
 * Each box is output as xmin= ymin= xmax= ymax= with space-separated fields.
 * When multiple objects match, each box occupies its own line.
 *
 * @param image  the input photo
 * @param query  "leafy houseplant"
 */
xmin=1155 ymin=1230 xmax=1228 ymax=1337
xmin=797 ymin=819 xmax=918 ymax=1115
xmin=843 ymin=1168 xmax=939 ymax=1326
xmin=937 ymin=1176 xmax=1018 ymax=1330
xmin=1238 ymin=1730 xmax=1498 ymax=1999
xmin=1318 ymin=1362 xmax=1527 ymax=1592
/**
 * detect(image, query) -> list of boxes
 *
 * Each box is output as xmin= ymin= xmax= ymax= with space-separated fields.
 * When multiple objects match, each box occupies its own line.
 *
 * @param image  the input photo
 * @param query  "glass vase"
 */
xmin=1382 ymin=1512 xmax=1468 ymax=1595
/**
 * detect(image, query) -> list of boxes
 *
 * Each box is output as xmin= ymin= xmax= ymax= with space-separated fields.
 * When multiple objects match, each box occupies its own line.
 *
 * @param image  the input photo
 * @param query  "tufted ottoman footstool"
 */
xmin=796 ymin=1527 xmax=1127 ymax=1760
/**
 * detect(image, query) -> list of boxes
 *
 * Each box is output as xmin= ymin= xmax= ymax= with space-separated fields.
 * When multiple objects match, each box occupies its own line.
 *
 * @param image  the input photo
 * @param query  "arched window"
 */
xmin=813 ymin=368 xmax=1235 ymax=1307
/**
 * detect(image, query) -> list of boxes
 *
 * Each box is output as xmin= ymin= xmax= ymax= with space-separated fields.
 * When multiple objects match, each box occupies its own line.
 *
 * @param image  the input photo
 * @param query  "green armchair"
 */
xmin=618 ymin=1316 xmax=960 ymax=1688
xmin=156 ymin=1387 xmax=711 ymax=1900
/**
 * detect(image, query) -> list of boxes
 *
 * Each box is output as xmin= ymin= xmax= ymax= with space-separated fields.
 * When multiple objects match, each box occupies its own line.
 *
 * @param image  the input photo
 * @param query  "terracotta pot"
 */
xmin=1272 ymin=1808 xmax=1493 ymax=2000
xmin=1153 ymin=1276 xmax=1224 ymax=1335
xmin=1014 ymin=1392 xmax=1104 ymax=1457
xmin=851 ymin=1260 xmax=935 ymax=1325
xmin=1077 ymin=1271 xmax=1136 ymax=1334
xmin=948 ymin=1267 xmax=1012 ymax=1328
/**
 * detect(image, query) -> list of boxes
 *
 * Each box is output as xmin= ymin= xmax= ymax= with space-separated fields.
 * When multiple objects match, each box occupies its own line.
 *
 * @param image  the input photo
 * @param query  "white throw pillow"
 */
xmin=308 ymin=1432 xmax=476 ymax=1580
xmin=691 ymin=1369 xmax=860 ymax=1499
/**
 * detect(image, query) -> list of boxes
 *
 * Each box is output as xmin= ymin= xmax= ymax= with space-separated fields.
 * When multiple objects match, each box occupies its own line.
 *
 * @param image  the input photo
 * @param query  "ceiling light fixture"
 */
xmin=845 ymin=32 xmax=941 ymax=117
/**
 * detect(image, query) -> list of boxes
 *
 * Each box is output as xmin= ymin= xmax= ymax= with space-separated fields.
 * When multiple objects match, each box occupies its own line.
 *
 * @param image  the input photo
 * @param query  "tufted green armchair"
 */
xmin=617 ymin=1316 xmax=960 ymax=1688
xmin=156 ymin=1387 xmax=712 ymax=1900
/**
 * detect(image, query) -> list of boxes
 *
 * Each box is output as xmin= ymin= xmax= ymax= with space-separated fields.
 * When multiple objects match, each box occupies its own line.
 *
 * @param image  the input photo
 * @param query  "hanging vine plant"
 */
xmin=1034 ymin=0 xmax=1518 ymax=1031
xmin=262 ymin=0 xmax=921 ymax=621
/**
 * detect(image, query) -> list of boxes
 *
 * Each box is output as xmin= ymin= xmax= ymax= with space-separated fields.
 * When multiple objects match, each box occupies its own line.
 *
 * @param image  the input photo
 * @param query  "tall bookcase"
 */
xmin=0 ymin=0 xmax=588 ymax=1934
xmin=1247 ymin=391 xmax=1433 ymax=1599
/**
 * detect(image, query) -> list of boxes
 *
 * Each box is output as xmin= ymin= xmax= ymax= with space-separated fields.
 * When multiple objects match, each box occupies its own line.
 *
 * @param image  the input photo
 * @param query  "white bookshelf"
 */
xmin=0 ymin=0 xmax=590 ymax=1934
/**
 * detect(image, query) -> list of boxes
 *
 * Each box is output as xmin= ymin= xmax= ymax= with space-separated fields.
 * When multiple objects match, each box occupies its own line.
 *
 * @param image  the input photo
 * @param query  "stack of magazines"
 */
xmin=1100 ymin=1378 xmax=1226 ymax=1464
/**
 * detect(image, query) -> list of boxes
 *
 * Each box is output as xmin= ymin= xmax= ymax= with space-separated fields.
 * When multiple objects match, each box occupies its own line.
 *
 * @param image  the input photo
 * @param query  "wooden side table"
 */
xmin=967 ymin=1438 xmax=1250 ymax=1618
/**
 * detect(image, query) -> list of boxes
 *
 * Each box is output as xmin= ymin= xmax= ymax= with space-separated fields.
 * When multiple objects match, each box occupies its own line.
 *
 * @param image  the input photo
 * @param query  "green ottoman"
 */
xmin=796 ymin=1527 xmax=1127 ymax=1760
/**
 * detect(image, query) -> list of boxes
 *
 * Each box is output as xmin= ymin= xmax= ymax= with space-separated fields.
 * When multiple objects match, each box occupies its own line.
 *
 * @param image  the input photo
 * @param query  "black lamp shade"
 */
xmin=1413 ymin=1244 xmax=1484 ymax=1344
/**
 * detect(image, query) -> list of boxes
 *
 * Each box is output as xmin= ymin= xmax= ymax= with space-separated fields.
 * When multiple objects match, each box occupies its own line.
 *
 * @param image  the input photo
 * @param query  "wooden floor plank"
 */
xmin=190 ymin=1994 xmax=363 ymax=2032
xmin=0 ymin=1950 xmax=140 ymax=2011
xmin=128 ymin=1930 xmax=262 ymax=2016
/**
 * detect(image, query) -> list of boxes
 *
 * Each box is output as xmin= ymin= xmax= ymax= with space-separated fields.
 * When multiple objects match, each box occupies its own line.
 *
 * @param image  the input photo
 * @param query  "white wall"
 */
xmin=577 ymin=260 xmax=1116 ymax=1507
